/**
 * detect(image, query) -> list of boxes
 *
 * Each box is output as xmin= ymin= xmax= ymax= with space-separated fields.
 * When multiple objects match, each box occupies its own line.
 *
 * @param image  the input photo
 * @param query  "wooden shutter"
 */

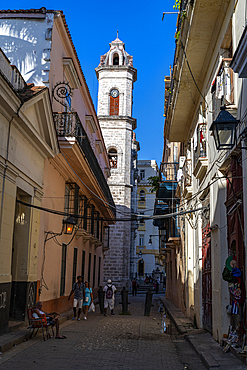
xmin=110 ymin=95 xmax=119 ymax=116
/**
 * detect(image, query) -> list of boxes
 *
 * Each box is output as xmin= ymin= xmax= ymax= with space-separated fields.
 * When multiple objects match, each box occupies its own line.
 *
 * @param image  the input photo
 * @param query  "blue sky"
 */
xmin=3 ymin=0 xmax=178 ymax=164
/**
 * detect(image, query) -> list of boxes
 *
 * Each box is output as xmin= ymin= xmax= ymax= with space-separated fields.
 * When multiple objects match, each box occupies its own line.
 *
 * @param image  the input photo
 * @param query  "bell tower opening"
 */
xmin=108 ymin=148 xmax=118 ymax=168
xmin=113 ymin=53 xmax=119 ymax=65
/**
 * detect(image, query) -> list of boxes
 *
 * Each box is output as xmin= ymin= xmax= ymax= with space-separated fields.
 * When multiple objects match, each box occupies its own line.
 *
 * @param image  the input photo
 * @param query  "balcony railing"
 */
xmin=194 ymin=123 xmax=207 ymax=166
xmin=162 ymin=162 xmax=179 ymax=181
xmin=212 ymin=58 xmax=234 ymax=121
xmin=53 ymin=112 xmax=116 ymax=216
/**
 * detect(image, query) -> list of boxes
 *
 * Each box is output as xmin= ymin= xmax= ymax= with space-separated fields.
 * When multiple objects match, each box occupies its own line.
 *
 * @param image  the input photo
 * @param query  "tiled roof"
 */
xmin=0 ymin=7 xmax=54 ymax=13
xmin=0 ymin=8 xmax=97 ymax=118
xmin=18 ymin=83 xmax=47 ymax=102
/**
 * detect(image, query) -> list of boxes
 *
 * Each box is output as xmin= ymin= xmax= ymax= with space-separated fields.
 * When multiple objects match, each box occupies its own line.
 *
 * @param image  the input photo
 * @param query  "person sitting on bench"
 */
xmin=33 ymin=301 xmax=66 ymax=339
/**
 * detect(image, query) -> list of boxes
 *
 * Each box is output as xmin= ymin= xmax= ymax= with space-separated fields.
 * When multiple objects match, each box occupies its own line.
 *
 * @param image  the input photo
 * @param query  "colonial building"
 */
xmin=162 ymin=0 xmax=247 ymax=344
xmin=0 ymin=48 xmax=58 ymax=334
xmin=95 ymin=36 xmax=138 ymax=288
xmin=0 ymin=8 xmax=115 ymax=318
xmin=135 ymin=160 xmax=160 ymax=279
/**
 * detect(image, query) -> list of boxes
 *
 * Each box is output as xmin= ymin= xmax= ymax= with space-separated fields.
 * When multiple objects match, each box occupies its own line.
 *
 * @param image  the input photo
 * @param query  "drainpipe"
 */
xmin=0 ymin=102 xmax=23 ymax=241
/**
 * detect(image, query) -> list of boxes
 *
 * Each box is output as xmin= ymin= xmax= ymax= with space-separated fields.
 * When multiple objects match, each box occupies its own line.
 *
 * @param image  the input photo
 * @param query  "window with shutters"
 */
xmin=64 ymin=183 xmax=79 ymax=223
xmin=60 ymin=243 xmax=67 ymax=296
xmin=98 ymin=256 xmax=101 ymax=287
xmin=88 ymin=252 xmax=92 ymax=282
xmin=72 ymin=248 xmax=78 ymax=285
xmin=81 ymin=250 xmax=85 ymax=281
xmin=109 ymin=95 xmax=119 ymax=115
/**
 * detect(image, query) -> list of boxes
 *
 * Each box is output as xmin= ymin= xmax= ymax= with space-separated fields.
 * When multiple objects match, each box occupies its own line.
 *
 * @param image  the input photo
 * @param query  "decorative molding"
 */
xmin=63 ymin=58 xmax=81 ymax=89
xmin=182 ymin=185 xmax=193 ymax=199
xmin=231 ymin=25 xmax=247 ymax=78
xmin=95 ymin=140 xmax=104 ymax=154
xmin=85 ymin=115 xmax=98 ymax=134
xmin=0 ymin=162 xmax=18 ymax=184
xmin=193 ymin=158 xmax=208 ymax=181
xmin=34 ymin=187 xmax=44 ymax=202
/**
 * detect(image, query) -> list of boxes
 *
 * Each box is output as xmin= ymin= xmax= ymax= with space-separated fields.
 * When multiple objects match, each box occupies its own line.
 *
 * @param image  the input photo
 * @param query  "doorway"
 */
xmin=9 ymin=190 xmax=33 ymax=321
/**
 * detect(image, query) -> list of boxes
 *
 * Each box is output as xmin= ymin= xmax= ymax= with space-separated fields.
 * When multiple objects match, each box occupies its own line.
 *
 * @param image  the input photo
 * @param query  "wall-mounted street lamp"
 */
xmin=149 ymin=235 xmax=159 ymax=246
xmin=39 ymin=216 xmax=77 ymax=296
xmin=138 ymin=251 xmax=142 ymax=258
xmin=210 ymin=106 xmax=247 ymax=150
xmin=63 ymin=216 xmax=76 ymax=235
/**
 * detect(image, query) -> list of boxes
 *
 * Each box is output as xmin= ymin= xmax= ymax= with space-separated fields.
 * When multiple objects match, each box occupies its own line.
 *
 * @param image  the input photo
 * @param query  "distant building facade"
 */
xmin=135 ymin=160 xmax=160 ymax=279
xmin=95 ymin=36 xmax=138 ymax=288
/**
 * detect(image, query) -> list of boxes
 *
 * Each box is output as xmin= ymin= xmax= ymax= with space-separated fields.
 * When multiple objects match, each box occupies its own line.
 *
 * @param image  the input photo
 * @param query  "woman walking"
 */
xmin=83 ymin=281 xmax=93 ymax=320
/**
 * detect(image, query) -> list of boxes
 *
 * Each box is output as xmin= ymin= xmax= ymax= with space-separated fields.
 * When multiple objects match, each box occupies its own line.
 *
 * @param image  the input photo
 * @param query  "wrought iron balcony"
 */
xmin=162 ymin=162 xmax=179 ymax=181
xmin=53 ymin=112 xmax=115 ymax=216
xmin=193 ymin=123 xmax=208 ymax=180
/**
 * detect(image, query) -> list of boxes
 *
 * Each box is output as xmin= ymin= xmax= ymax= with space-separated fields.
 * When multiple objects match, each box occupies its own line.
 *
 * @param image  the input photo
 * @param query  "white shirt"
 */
xmin=103 ymin=284 xmax=116 ymax=299
xmin=33 ymin=308 xmax=46 ymax=318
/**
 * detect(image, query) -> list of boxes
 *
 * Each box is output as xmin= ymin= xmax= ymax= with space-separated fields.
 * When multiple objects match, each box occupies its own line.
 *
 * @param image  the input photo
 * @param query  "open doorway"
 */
xmin=9 ymin=189 xmax=35 ymax=321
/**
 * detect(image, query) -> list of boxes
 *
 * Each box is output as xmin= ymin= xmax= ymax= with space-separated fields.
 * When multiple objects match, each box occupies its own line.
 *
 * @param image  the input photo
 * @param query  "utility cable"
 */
xmin=180 ymin=41 xmax=208 ymax=108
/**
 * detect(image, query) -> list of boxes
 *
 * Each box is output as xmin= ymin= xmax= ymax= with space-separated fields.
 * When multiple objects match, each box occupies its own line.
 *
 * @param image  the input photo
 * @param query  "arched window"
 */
xmin=139 ymin=190 xmax=145 ymax=202
xmin=108 ymin=148 xmax=118 ymax=168
xmin=109 ymin=89 xmax=119 ymax=116
xmin=113 ymin=53 xmax=119 ymax=65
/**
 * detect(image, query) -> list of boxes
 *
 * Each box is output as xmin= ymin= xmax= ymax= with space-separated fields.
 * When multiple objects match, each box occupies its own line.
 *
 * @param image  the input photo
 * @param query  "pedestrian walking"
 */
xmin=155 ymin=279 xmax=159 ymax=294
xmin=132 ymin=278 xmax=138 ymax=296
xmin=68 ymin=275 xmax=84 ymax=321
xmin=156 ymin=276 xmax=160 ymax=293
xmin=103 ymin=279 xmax=117 ymax=316
xmin=153 ymin=281 xmax=156 ymax=291
xmin=82 ymin=281 xmax=93 ymax=320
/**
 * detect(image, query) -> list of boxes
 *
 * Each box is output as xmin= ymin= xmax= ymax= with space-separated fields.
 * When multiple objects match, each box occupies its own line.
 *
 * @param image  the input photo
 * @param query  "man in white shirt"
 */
xmin=33 ymin=301 xmax=66 ymax=339
xmin=103 ymin=279 xmax=117 ymax=316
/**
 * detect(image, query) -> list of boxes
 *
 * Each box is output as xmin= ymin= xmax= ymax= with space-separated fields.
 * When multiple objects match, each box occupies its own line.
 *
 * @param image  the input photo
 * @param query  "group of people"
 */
xmin=33 ymin=277 xmax=117 ymax=339
xmin=132 ymin=276 xmax=161 ymax=295
xmin=68 ymin=276 xmax=117 ymax=319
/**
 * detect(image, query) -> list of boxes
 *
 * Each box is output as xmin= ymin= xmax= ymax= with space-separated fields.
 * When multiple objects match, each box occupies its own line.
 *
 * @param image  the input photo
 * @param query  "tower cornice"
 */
xmin=98 ymin=115 xmax=137 ymax=130
xmin=95 ymin=65 xmax=137 ymax=82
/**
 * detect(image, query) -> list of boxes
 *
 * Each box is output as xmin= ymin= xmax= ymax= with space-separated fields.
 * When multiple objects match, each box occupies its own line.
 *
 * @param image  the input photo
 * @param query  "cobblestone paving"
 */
xmin=0 ymin=295 xmax=204 ymax=370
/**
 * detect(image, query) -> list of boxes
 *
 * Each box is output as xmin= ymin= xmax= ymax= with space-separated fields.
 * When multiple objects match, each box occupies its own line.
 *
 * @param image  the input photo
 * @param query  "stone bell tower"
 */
xmin=95 ymin=35 xmax=137 ymax=288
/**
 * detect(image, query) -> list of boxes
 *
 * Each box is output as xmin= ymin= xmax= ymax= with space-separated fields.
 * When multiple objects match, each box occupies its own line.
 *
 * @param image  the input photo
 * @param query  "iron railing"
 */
xmin=53 ymin=112 xmax=116 ymax=216
xmin=165 ymin=0 xmax=190 ymax=121
xmin=162 ymin=162 xmax=179 ymax=181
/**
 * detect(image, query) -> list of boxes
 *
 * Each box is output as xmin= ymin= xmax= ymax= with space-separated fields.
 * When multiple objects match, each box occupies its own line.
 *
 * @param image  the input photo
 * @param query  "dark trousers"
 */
xmin=132 ymin=286 xmax=137 ymax=296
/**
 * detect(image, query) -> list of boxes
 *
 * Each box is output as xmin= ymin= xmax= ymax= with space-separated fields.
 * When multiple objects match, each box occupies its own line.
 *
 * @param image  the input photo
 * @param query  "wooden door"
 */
xmin=202 ymin=223 xmax=212 ymax=333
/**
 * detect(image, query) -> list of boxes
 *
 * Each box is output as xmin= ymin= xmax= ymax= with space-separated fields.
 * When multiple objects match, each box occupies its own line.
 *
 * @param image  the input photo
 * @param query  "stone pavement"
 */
xmin=0 ymin=294 xmax=205 ymax=370
xmin=161 ymin=297 xmax=247 ymax=369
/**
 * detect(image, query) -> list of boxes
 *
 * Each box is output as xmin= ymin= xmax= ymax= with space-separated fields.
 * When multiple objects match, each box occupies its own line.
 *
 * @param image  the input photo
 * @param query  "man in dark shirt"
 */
xmin=132 ymin=278 xmax=138 ymax=296
xmin=68 ymin=275 xmax=84 ymax=320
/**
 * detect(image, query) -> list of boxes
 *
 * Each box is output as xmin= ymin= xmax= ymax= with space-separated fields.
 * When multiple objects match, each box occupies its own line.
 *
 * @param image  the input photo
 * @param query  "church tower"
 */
xmin=95 ymin=35 xmax=137 ymax=288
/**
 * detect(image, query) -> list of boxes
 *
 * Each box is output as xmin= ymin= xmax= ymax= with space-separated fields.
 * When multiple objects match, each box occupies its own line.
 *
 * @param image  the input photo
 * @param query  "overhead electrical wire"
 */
xmin=16 ymin=199 xmax=207 ymax=222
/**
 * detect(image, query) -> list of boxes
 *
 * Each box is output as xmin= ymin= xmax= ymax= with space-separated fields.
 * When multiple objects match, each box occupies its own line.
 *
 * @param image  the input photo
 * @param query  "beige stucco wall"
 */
xmin=37 ymin=158 xmax=105 ymax=310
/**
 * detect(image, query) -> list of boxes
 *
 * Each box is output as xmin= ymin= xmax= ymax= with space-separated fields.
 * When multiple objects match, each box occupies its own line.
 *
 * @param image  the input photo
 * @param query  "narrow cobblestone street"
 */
xmin=0 ymin=295 xmax=206 ymax=370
